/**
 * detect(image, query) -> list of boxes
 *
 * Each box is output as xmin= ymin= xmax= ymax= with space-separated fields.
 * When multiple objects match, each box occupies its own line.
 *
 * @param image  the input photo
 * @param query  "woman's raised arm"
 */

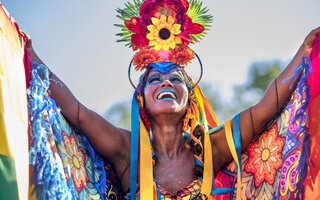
xmin=240 ymin=27 xmax=320 ymax=148
xmin=24 ymin=33 xmax=131 ymax=174
xmin=211 ymin=27 xmax=320 ymax=173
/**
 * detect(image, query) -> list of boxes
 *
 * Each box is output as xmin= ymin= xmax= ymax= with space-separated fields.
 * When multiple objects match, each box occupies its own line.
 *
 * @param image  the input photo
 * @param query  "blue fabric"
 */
xmin=183 ymin=132 xmax=192 ymax=142
xmin=210 ymin=114 xmax=242 ymax=196
xmin=233 ymin=113 xmax=242 ymax=182
xmin=154 ymin=180 xmax=161 ymax=200
xmin=195 ymin=157 xmax=204 ymax=168
xmin=209 ymin=124 xmax=223 ymax=135
xmin=294 ymin=56 xmax=311 ymax=197
xmin=282 ymin=56 xmax=311 ymax=89
xmin=130 ymin=92 xmax=139 ymax=200
xmin=212 ymin=188 xmax=235 ymax=195
xmin=28 ymin=62 xmax=73 ymax=199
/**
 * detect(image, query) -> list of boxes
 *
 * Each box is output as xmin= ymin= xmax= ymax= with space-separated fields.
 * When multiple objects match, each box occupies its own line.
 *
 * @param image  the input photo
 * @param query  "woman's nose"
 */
xmin=160 ymin=79 xmax=173 ymax=88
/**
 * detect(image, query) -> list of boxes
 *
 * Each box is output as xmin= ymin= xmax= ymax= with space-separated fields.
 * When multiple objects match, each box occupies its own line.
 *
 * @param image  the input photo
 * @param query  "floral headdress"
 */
xmin=116 ymin=0 xmax=213 ymax=71
xmin=116 ymin=1 xmax=242 ymax=200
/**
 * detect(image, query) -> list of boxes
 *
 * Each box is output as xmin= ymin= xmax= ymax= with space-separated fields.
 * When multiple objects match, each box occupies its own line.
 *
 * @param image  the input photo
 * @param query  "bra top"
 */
xmin=159 ymin=179 xmax=202 ymax=200
xmin=125 ymin=179 xmax=202 ymax=200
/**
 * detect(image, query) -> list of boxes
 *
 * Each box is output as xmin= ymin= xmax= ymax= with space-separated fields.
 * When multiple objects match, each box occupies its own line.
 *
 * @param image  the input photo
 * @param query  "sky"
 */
xmin=2 ymin=0 xmax=320 ymax=114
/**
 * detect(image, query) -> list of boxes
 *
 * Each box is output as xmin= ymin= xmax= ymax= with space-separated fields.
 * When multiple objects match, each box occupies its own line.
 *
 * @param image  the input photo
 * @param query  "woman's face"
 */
xmin=144 ymin=69 xmax=189 ymax=118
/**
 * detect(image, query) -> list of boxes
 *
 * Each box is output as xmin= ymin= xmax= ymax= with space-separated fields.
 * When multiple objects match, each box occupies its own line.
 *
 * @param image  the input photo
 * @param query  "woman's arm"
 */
xmin=211 ymin=27 xmax=320 ymax=173
xmin=24 ymin=33 xmax=131 ymax=174
xmin=240 ymin=27 xmax=320 ymax=148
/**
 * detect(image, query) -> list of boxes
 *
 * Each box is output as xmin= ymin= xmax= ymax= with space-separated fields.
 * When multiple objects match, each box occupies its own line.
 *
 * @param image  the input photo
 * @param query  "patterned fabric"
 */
xmin=215 ymin=67 xmax=312 ymax=199
xmin=28 ymin=62 xmax=123 ymax=200
xmin=28 ymin=60 xmax=315 ymax=200
xmin=159 ymin=180 xmax=201 ymax=200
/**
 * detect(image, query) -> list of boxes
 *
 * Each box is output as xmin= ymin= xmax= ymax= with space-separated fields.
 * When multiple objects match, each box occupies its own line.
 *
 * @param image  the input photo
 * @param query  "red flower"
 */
xmin=125 ymin=17 xmax=149 ymax=50
xmin=133 ymin=49 xmax=163 ymax=71
xmin=140 ymin=0 xmax=204 ymax=46
xmin=124 ymin=0 xmax=205 ymax=50
xmin=131 ymin=33 xmax=149 ymax=51
xmin=166 ymin=48 xmax=195 ymax=66
xmin=179 ymin=15 xmax=205 ymax=45
xmin=140 ymin=0 xmax=188 ymax=27
xmin=125 ymin=17 xmax=143 ymax=33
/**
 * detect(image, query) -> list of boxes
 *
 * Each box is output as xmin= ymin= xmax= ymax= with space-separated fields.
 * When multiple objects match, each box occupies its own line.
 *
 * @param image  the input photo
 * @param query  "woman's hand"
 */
xmin=20 ymin=30 xmax=44 ymax=64
xmin=303 ymin=27 xmax=320 ymax=56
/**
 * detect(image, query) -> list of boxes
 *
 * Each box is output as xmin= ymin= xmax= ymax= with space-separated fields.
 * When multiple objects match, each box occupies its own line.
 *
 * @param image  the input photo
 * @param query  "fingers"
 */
xmin=312 ymin=26 xmax=320 ymax=32
xmin=303 ymin=26 xmax=320 ymax=50
xmin=20 ymin=30 xmax=32 ymax=47
xmin=310 ymin=26 xmax=320 ymax=36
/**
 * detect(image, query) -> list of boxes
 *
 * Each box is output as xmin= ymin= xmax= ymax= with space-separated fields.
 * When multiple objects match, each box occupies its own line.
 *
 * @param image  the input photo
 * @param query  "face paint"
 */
xmin=146 ymin=73 xmax=163 ymax=85
xmin=168 ymin=74 xmax=184 ymax=84
xmin=156 ymin=89 xmax=176 ymax=101
xmin=143 ymin=67 xmax=189 ymax=117
xmin=146 ymin=71 xmax=185 ymax=87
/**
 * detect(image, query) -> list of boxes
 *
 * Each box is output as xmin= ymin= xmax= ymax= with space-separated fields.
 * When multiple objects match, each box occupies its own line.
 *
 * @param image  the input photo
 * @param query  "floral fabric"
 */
xmin=28 ymin=63 xmax=123 ymax=200
xmin=215 ymin=68 xmax=312 ymax=199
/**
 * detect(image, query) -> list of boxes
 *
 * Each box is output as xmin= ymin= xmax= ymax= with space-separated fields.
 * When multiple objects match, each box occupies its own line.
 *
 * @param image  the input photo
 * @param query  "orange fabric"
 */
xmin=197 ymin=86 xmax=220 ymax=127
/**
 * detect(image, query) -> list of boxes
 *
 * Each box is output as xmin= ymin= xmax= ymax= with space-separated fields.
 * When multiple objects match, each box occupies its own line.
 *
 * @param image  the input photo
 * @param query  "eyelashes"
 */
xmin=169 ymin=75 xmax=184 ymax=84
xmin=147 ymin=76 xmax=163 ymax=84
xmin=147 ymin=75 xmax=184 ymax=85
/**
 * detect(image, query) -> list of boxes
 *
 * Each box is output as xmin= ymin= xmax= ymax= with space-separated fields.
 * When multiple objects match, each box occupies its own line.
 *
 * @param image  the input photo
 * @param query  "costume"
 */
xmin=0 ymin=4 xmax=29 ymax=200
xmin=1 ymin=1 xmax=320 ymax=200
xmin=118 ymin=0 xmax=241 ymax=199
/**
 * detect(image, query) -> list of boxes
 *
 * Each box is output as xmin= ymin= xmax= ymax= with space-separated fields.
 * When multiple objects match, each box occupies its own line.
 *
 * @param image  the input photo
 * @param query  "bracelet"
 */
xmin=249 ymin=106 xmax=255 ymax=136
xmin=77 ymin=100 xmax=81 ymax=130
xmin=275 ymin=77 xmax=279 ymax=113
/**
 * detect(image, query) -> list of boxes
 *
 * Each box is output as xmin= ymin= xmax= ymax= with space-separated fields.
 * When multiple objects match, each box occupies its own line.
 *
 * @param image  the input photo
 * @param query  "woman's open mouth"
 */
xmin=156 ymin=89 xmax=177 ymax=101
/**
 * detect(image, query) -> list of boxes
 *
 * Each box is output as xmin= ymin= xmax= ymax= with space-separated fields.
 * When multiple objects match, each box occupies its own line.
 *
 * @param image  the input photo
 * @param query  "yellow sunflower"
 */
xmin=147 ymin=15 xmax=182 ymax=51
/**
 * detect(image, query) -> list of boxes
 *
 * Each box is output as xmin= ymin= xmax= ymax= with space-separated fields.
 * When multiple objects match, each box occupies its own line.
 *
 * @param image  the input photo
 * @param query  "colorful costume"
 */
xmin=0 ymin=1 xmax=320 ymax=200
xmin=0 ymin=4 xmax=29 ymax=200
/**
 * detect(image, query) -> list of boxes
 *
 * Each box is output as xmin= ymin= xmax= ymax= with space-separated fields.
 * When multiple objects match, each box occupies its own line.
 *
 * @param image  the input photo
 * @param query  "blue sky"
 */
xmin=2 ymin=0 xmax=320 ymax=114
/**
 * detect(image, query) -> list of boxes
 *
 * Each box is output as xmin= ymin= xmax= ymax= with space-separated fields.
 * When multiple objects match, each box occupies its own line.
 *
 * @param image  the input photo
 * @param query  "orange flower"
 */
xmin=166 ymin=48 xmax=195 ymax=66
xmin=133 ymin=49 xmax=163 ymax=71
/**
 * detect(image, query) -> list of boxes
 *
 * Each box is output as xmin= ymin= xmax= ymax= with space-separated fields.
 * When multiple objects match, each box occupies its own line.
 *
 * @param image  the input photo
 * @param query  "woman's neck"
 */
xmin=151 ymin=118 xmax=185 ymax=158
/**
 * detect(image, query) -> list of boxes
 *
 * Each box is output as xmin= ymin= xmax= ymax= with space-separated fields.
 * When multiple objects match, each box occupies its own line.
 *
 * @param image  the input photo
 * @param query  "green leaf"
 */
xmin=115 ymin=0 xmax=145 ymax=48
xmin=187 ymin=0 xmax=213 ymax=42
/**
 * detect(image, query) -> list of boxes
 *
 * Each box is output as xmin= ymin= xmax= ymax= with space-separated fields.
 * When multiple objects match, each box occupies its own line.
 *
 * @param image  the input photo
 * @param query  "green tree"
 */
xmin=103 ymin=100 xmax=131 ymax=129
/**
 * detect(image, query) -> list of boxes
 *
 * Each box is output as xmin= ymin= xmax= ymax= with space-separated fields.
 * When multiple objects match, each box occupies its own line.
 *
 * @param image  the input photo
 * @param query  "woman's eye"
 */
xmin=148 ymin=77 xmax=162 ymax=84
xmin=170 ymin=76 xmax=183 ymax=83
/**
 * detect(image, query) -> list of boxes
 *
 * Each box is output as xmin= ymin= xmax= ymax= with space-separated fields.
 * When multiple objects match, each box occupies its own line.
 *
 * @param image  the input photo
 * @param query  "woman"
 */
xmin=25 ymin=0 xmax=320 ymax=199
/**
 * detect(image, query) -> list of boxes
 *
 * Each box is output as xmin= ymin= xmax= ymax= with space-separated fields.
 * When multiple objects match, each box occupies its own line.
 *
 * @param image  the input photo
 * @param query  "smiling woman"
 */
xmin=2 ymin=0 xmax=320 ymax=200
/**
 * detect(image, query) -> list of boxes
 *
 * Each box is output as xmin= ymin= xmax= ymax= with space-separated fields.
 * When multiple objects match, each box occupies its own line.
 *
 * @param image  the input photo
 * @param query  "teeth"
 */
xmin=157 ymin=91 xmax=176 ymax=99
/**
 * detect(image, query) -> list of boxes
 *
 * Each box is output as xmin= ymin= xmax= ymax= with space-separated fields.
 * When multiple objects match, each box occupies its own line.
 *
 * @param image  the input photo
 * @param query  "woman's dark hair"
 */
xmin=138 ymin=66 xmax=204 ymax=178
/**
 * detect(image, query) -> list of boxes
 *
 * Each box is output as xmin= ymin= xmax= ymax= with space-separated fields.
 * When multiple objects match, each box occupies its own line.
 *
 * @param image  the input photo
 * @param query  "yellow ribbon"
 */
xmin=225 ymin=120 xmax=241 ymax=200
xmin=194 ymin=86 xmax=213 ymax=197
xmin=139 ymin=118 xmax=154 ymax=200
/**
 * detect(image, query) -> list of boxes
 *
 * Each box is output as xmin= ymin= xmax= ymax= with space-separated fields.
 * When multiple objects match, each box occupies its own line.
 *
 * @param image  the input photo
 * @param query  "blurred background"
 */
xmin=2 ymin=0 xmax=320 ymax=128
